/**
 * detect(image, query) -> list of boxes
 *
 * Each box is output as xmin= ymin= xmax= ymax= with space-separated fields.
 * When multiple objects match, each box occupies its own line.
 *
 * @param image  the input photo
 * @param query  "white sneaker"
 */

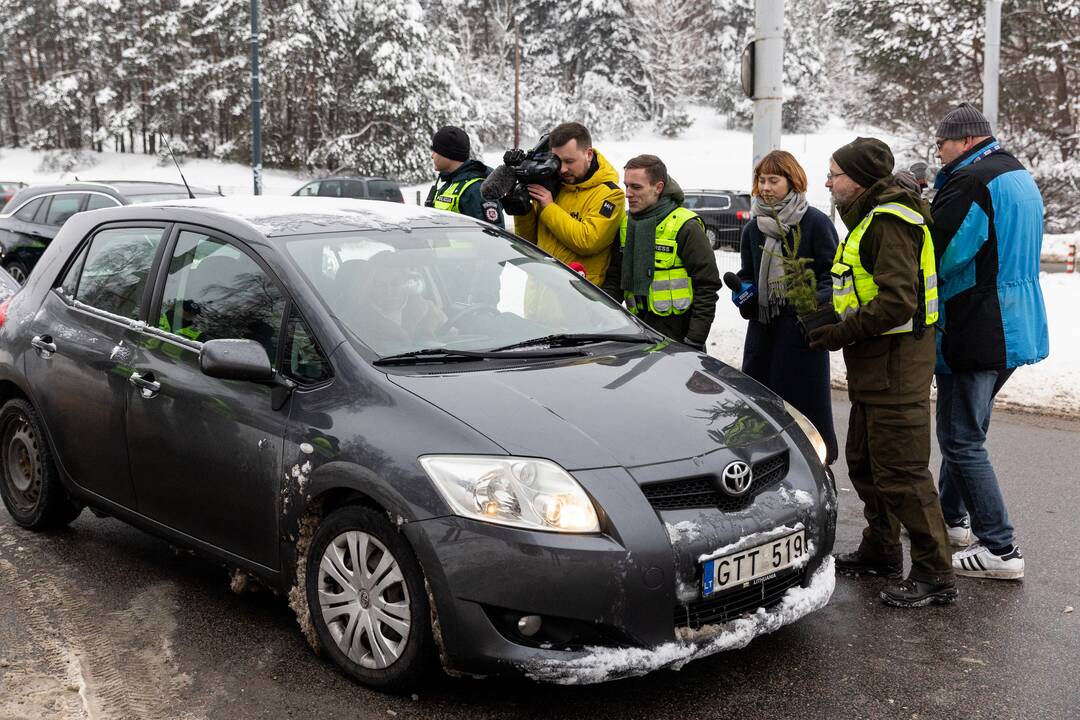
xmin=953 ymin=543 xmax=1024 ymax=580
xmin=947 ymin=517 xmax=974 ymax=547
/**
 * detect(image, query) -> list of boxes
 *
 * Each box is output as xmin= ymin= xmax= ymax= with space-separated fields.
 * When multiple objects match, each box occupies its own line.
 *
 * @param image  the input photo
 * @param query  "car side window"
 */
xmin=14 ymin=197 xmax=43 ymax=222
xmin=158 ymin=230 xmax=284 ymax=363
xmin=344 ymin=181 xmax=366 ymax=199
xmin=297 ymin=182 xmax=319 ymax=197
xmin=85 ymin=194 xmax=120 ymax=211
xmin=367 ymin=180 xmax=403 ymax=202
xmin=72 ymin=226 xmax=165 ymax=319
xmin=316 ymin=181 xmax=343 ymax=198
xmin=45 ymin=194 xmax=86 ymax=226
xmin=284 ymin=308 xmax=332 ymax=384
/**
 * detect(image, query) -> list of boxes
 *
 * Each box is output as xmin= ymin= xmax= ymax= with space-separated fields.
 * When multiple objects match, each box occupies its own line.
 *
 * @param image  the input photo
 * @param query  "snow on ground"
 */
xmin=2 ymin=108 xmax=1075 ymax=415
xmin=1043 ymin=232 xmax=1079 ymax=262
xmin=0 ymin=146 xmax=307 ymax=197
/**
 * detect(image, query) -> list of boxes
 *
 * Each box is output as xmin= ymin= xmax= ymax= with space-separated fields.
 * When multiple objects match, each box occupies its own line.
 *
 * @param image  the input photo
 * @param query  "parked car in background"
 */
xmin=294 ymin=176 xmax=404 ymax=203
xmin=0 ymin=181 xmax=218 ymax=283
xmin=0 ymin=196 xmax=836 ymax=691
xmin=0 ymin=182 xmax=27 ymax=211
xmin=682 ymin=189 xmax=752 ymax=251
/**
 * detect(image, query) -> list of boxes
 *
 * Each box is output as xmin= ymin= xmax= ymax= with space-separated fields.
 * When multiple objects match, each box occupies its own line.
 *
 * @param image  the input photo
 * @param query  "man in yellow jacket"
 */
xmin=513 ymin=122 xmax=625 ymax=287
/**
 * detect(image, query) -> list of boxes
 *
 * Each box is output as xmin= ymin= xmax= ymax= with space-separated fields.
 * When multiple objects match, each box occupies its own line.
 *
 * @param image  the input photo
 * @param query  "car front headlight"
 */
xmin=418 ymin=455 xmax=601 ymax=533
xmin=783 ymin=401 xmax=828 ymax=466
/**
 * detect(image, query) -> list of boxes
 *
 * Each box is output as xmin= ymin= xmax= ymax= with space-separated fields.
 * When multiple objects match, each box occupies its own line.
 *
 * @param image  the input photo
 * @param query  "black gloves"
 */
xmin=807 ymin=323 xmax=851 ymax=351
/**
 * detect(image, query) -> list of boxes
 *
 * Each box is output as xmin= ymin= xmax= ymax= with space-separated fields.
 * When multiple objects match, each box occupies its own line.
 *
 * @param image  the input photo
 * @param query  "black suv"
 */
xmin=294 ymin=176 xmax=404 ymax=203
xmin=0 ymin=181 xmax=218 ymax=283
xmin=682 ymin=190 xmax=752 ymax=251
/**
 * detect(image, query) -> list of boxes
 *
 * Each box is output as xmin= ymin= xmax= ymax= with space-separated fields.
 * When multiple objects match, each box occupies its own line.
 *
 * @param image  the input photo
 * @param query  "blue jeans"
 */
xmin=936 ymin=369 xmax=1015 ymax=550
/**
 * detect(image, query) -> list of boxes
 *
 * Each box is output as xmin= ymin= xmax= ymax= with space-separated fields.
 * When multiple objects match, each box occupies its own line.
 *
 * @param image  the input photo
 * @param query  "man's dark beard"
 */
xmin=564 ymin=153 xmax=600 ymax=185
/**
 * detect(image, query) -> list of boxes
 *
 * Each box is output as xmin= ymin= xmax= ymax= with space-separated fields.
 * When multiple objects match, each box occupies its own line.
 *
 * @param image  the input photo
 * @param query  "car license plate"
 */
xmin=702 ymin=530 xmax=806 ymax=597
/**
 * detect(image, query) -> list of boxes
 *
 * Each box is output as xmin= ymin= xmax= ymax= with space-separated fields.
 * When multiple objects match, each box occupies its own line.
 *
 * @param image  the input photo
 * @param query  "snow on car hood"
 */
xmin=387 ymin=346 xmax=790 ymax=470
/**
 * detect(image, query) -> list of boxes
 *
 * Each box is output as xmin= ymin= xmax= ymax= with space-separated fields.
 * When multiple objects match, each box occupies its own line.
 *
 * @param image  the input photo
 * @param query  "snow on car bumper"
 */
xmin=520 ymin=555 xmax=836 ymax=685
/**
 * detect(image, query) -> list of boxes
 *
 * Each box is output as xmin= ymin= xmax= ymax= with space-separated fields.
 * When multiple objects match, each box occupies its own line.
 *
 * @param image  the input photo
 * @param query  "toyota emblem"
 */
xmin=720 ymin=461 xmax=753 ymax=496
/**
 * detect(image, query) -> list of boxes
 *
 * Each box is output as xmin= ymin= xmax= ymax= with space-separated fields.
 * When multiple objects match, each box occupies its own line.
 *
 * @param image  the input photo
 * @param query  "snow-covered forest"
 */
xmin=0 ymin=0 xmax=1077 ymax=227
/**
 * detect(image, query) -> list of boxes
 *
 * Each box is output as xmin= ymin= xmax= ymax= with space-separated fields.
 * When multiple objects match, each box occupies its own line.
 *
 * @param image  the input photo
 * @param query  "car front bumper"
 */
xmin=404 ymin=454 xmax=837 ymax=683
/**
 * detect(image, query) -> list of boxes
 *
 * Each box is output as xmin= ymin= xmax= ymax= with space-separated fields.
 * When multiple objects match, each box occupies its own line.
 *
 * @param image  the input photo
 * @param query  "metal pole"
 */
xmin=250 ymin=0 xmax=263 ymax=195
xmin=514 ymin=25 xmax=521 ymax=148
xmin=752 ymin=0 xmax=784 ymax=170
xmin=982 ymin=0 xmax=1002 ymax=132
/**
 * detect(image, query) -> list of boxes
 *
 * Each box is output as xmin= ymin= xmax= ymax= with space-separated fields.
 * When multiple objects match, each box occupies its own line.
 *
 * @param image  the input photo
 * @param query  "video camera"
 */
xmin=482 ymin=134 xmax=562 ymax=216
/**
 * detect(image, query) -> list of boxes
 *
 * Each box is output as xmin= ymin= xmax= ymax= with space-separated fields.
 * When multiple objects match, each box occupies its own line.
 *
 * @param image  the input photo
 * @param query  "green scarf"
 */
xmin=622 ymin=177 xmax=683 ymax=298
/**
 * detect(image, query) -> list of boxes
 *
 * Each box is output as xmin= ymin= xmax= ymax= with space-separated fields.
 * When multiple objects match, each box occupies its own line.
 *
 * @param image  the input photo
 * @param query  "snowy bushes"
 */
xmin=36 ymin=150 xmax=98 ymax=175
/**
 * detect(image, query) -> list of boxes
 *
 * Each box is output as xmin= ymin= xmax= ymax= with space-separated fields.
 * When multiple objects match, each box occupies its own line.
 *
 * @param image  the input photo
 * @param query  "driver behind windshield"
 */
xmin=351 ymin=251 xmax=447 ymax=351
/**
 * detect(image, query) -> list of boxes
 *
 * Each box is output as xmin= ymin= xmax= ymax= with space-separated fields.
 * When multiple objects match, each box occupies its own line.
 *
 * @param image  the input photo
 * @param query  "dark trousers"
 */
xmin=847 ymin=399 xmax=953 ymax=584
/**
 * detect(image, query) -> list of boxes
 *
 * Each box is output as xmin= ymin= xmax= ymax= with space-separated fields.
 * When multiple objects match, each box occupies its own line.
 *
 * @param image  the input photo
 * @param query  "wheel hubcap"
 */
xmin=8 ymin=266 xmax=25 ymax=284
xmin=317 ymin=530 xmax=412 ymax=670
xmin=3 ymin=418 xmax=41 ymax=509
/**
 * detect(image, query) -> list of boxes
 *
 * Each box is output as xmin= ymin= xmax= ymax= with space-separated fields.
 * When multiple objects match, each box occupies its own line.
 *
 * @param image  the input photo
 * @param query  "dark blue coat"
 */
xmin=930 ymin=138 xmax=1049 ymax=373
xmin=735 ymin=205 xmax=839 ymax=463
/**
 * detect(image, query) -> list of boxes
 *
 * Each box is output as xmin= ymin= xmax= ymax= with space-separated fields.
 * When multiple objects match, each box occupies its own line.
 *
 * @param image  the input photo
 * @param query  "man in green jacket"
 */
xmin=809 ymin=137 xmax=956 ymax=608
xmin=425 ymin=125 xmax=503 ymax=226
xmin=602 ymin=154 xmax=720 ymax=350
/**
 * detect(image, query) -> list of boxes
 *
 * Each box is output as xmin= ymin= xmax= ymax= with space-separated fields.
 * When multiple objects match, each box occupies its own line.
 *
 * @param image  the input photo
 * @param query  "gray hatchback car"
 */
xmin=0 ymin=197 xmax=836 ymax=690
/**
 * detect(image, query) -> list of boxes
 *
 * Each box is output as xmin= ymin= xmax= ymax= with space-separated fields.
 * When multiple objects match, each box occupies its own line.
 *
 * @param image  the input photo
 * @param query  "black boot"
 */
xmin=880 ymin=577 xmax=959 ymax=608
xmin=834 ymin=550 xmax=902 ymax=578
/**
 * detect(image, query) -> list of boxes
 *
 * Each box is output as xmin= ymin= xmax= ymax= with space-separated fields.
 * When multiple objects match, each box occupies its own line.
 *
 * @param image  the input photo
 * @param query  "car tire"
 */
xmin=5 ymin=260 xmax=29 ymax=285
xmin=305 ymin=505 xmax=435 ymax=692
xmin=705 ymin=227 xmax=720 ymax=250
xmin=0 ymin=399 xmax=82 ymax=528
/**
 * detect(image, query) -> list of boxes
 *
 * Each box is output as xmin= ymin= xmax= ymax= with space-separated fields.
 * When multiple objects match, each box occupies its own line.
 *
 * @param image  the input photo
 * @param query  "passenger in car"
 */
xmin=732 ymin=150 xmax=839 ymax=464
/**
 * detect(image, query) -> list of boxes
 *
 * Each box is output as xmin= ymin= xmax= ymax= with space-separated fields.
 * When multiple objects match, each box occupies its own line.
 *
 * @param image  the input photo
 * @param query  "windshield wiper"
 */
xmin=373 ymin=347 xmax=584 ymax=366
xmin=490 ymin=332 xmax=657 ymax=352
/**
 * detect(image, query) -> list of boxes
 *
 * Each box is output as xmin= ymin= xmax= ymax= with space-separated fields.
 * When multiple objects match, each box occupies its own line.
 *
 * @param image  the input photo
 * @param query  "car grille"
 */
xmin=674 ymin=569 xmax=802 ymax=630
xmin=641 ymin=451 xmax=789 ymax=512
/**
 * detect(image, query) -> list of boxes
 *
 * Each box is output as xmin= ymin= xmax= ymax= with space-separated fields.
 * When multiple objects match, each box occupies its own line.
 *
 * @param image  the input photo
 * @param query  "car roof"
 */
xmin=1 ymin=181 xmax=217 ymax=214
xmin=77 ymin=180 xmax=217 ymax=196
xmin=141 ymin=195 xmax=471 ymax=236
xmin=300 ymin=176 xmax=397 ymax=184
xmin=682 ymin=189 xmax=750 ymax=195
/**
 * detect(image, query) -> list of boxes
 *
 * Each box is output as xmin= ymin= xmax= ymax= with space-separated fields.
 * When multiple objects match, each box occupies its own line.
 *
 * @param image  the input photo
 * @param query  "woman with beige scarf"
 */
xmin=732 ymin=150 xmax=839 ymax=464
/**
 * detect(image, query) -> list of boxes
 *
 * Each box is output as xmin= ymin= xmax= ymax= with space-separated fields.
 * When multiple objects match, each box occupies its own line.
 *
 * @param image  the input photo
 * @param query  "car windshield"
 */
xmin=283 ymin=227 xmax=639 ymax=357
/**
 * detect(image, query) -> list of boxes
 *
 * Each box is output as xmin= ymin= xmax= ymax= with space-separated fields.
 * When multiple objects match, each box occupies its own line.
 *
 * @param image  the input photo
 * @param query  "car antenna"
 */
xmin=159 ymin=131 xmax=195 ymax=199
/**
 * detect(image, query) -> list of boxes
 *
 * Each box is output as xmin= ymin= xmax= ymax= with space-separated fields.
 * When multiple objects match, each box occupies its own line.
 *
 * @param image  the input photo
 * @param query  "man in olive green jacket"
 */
xmin=810 ymin=137 xmax=956 ymax=608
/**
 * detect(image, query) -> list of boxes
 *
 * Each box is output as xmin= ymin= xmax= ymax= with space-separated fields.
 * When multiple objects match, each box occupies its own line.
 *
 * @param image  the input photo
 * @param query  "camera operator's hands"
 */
xmin=527 ymin=184 xmax=554 ymax=209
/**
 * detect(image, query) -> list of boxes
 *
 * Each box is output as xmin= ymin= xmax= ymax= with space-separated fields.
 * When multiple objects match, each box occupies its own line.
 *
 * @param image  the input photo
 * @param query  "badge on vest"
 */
xmin=600 ymin=200 xmax=615 ymax=218
xmin=436 ymin=195 xmax=454 ymax=204
xmin=654 ymin=244 xmax=674 ymax=254
xmin=483 ymin=202 xmax=499 ymax=222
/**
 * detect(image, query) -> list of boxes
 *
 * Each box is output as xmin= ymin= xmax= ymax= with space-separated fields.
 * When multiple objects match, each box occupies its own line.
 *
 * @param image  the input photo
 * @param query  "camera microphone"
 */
xmin=723 ymin=272 xmax=743 ymax=293
xmin=481 ymin=164 xmax=517 ymax=201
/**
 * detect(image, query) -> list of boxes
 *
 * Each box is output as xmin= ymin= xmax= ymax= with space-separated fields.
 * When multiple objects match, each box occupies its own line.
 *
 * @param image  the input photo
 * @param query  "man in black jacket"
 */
xmin=425 ymin=126 xmax=503 ymax=226
xmin=602 ymin=154 xmax=720 ymax=350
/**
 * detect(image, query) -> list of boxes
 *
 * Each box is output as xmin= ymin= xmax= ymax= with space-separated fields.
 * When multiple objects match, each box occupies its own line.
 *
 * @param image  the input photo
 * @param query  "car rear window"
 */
xmin=14 ymin=197 xmax=43 ymax=222
xmin=44 ymin=194 xmax=86 ymax=226
xmin=367 ymin=180 xmax=403 ymax=202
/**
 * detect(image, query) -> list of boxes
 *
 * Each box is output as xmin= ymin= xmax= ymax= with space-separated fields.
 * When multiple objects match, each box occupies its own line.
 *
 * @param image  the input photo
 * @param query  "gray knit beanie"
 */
xmin=936 ymin=103 xmax=992 ymax=139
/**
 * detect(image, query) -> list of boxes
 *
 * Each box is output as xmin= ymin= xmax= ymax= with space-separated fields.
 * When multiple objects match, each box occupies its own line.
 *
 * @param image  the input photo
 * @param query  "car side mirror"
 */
xmin=200 ymin=339 xmax=274 ymax=383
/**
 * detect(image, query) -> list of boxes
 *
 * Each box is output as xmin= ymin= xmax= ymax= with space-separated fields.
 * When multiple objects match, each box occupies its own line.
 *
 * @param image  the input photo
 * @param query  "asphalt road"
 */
xmin=1 ymin=396 xmax=1077 ymax=720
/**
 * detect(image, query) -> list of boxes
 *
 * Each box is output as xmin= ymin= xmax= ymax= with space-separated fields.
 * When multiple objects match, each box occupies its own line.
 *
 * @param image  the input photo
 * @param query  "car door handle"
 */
xmin=128 ymin=371 xmax=161 ymax=398
xmin=31 ymin=335 xmax=56 ymax=357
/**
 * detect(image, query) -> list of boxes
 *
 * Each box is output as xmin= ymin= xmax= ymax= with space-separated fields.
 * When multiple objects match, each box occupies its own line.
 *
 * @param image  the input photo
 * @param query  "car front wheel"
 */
xmin=305 ymin=505 xmax=434 ymax=691
xmin=0 ymin=399 xmax=82 ymax=528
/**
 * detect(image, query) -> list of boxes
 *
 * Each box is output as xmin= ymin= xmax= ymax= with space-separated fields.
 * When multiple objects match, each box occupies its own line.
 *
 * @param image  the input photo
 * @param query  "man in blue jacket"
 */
xmin=930 ymin=103 xmax=1049 ymax=581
